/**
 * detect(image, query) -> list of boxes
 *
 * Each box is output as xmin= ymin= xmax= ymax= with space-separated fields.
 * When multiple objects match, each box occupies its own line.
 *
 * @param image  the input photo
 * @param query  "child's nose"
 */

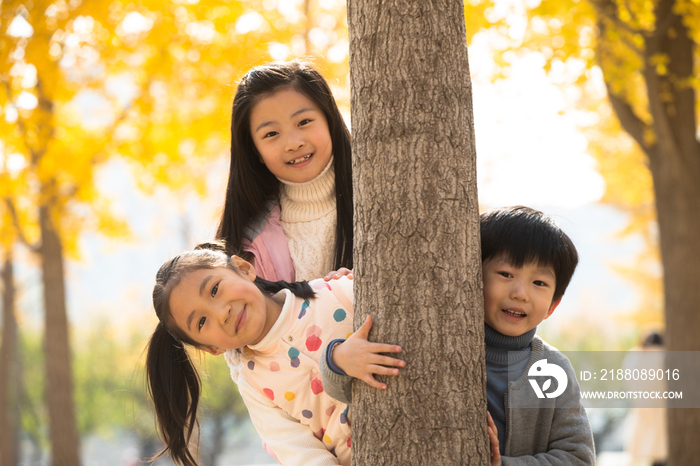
xmin=510 ymin=281 xmax=529 ymax=301
xmin=285 ymin=132 xmax=304 ymax=151
xmin=216 ymin=305 xmax=231 ymax=323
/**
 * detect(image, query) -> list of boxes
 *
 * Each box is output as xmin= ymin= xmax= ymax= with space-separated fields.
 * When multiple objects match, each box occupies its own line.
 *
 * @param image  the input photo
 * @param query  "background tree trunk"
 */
xmin=0 ymin=252 xmax=20 ymax=466
xmin=645 ymin=3 xmax=700 ymax=464
xmin=39 ymin=206 xmax=82 ymax=466
xmin=348 ymin=1 xmax=487 ymax=464
xmin=603 ymin=0 xmax=700 ymax=461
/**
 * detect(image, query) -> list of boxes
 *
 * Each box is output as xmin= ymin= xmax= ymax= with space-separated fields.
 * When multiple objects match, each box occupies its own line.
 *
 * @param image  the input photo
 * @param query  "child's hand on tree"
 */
xmin=323 ymin=268 xmax=353 ymax=281
xmin=332 ymin=315 xmax=405 ymax=389
xmin=488 ymin=411 xmax=501 ymax=466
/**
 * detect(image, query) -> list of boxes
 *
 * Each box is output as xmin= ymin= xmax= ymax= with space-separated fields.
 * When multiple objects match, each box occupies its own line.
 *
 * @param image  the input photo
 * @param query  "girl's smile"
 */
xmin=168 ymin=257 xmax=282 ymax=354
xmin=236 ymin=305 xmax=247 ymax=332
xmin=249 ymin=88 xmax=333 ymax=183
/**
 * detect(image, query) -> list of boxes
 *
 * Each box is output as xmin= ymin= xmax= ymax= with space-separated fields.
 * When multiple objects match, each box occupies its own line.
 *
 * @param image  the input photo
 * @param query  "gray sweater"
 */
xmin=485 ymin=324 xmax=534 ymax=455
xmin=498 ymin=335 xmax=595 ymax=465
xmin=319 ymin=333 xmax=595 ymax=465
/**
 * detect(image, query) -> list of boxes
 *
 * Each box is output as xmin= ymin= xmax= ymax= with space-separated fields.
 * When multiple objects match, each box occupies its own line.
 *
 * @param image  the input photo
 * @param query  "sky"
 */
xmin=10 ymin=18 xmax=645 ymax=352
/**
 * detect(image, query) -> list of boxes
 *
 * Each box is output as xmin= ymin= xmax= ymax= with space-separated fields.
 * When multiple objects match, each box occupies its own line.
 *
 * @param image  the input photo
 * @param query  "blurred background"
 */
xmin=0 ymin=0 xmax=674 ymax=464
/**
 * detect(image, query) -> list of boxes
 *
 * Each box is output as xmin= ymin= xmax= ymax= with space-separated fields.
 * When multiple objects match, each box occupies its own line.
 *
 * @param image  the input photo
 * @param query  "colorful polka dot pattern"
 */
xmin=298 ymin=300 xmax=310 ymax=319
xmin=311 ymin=377 xmax=324 ymax=395
xmin=239 ymin=279 xmax=352 ymax=464
xmin=333 ymin=308 xmax=346 ymax=322
xmin=288 ymin=347 xmax=301 ymax=368
xmin=306 ymin=325 xmax=322 ymax=352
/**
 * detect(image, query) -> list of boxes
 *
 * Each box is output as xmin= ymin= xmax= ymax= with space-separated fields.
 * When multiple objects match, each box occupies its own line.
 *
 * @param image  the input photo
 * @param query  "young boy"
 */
xmin=319 ymin=206 xmax=595 ymax=465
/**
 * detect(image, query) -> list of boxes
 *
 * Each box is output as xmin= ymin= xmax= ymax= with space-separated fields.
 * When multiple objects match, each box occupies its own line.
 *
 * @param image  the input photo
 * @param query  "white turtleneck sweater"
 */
xmin=277 ymin=157 xmax=337 ymax=281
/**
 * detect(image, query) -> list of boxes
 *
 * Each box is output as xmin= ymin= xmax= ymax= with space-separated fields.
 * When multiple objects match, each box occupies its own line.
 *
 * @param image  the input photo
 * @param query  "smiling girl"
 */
xmin=145 ymin=243 xmax=403 ymax=466
xmin=217 ymin=60 xmax=353 ymax=283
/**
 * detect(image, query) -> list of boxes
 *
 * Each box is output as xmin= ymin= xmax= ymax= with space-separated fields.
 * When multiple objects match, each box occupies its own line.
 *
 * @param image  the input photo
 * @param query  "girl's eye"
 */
xmin=498 ymin=271 xmax=512 ymax=278
xmin=298 ymin=119 xmax=312 ymax=126
xmin=211 ymin=283 xmax=218 ymax=297
xmin=198 ymin=316 xmax=206 ymax=330
xmin=534 ymin=280 xmax=548 ymax=287
xmin=263 ymin=131 xmax=278 ymax=139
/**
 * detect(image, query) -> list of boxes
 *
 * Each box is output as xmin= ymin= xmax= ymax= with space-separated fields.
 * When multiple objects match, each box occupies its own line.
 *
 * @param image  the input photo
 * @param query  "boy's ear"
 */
xmin=201 ymin=345 xmax=226 ymax=356
xmin=546 ymin=297 xmax=562 ymax=319
xmin=232 ymin=255 xmax=257 ymax=281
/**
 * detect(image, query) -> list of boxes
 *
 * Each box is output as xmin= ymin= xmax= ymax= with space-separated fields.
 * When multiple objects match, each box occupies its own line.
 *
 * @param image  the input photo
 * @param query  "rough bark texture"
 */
xmin=604 ymin=0 xmax=700 ymax=462
xmin=40 ymin=206 xmax=82 ymax=466
xmin=348 ymin=1 xmax=487 ymax=464
xmin=0 ymin=253 xmax=20 ymax=466
xmin=646 ymin=6 xmax=700 ymax=463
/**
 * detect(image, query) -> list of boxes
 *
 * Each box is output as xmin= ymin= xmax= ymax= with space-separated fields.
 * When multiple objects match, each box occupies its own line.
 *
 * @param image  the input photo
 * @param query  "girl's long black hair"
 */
xmin=216 ymin=60 xmax=353 ymax=271
xmin=145 ymin=242 xmax=314 ymax=466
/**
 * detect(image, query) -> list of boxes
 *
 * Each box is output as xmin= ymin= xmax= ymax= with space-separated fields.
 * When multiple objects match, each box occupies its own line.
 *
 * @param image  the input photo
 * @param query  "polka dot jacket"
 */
xmin=225 ymin=276 xmax=354 ymax=466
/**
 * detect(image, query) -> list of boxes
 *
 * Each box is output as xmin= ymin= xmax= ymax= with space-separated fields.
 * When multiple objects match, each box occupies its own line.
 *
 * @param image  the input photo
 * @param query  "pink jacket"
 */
xmin=243 ymin=203 xmax=296 ymax=282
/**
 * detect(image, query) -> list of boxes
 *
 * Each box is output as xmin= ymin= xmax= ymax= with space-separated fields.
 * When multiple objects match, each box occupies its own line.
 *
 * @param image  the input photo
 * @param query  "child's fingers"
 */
xmin=364 ymin=342 xmax=402 ymax=354
xmin=487 ymin=411 xmax=500 ymax=463
xmin=488 ymin=427 xmax=499 ymax=457
xmin=362 ymin=374 xmax=388 ymax=390
xmin=324 ymin=268 xmax=353 ymax=281
xmin=487 ymin=411 xmax=497 ymax=434
xmin=488 ymin=426 xmax=498 ymax=443
xmin=367 ymin=364 xmax=401 ymax=376
xmin=369 ymin=354 xmax=405 ymax=368
xmin=354 ymin=315 xmax=373 ymax=338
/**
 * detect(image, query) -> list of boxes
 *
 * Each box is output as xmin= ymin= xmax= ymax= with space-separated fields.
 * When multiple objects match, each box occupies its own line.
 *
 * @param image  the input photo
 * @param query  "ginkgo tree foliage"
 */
xmin=479 ymin=0 xmax=700 ymax=461
xmin=0 ymin=0 xmax=351 ymax=463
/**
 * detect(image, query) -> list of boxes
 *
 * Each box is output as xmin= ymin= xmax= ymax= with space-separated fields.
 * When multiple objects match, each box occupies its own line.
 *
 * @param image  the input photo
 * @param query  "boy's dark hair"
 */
xmin=145 ymin=242 xmax=315 ymax=466
xmin=216 ymin=60 xmax=353 ymax=270
xmin=480 ymin=206 xmax=578 ymax=301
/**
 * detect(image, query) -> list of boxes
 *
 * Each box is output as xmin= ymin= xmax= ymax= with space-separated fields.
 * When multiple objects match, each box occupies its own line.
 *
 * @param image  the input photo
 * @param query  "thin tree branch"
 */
xmin=3 ymin=198 xmax=40 ymax=253
xmin=594 ymin=12 xmax=644 ymax=56
xmin=590 ymin=0 xmax=645 ymax=38
xmin=604 ymin=81 xmax=655 ymax=157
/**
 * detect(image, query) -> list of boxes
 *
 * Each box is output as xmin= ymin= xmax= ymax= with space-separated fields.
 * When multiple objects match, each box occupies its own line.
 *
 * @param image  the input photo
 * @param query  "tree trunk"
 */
xmin=644 ymin=3 xmax=700 ymax=465
xmin=39 ymin=206 xmax=82 ymax=466
xmin=605 ymin=0 xmax=700 ymax=462
xmin=0 ymin=251 xmax=20 ymax=466
xmin=348 ymin=1 xmax=487 ymax=464
xmin=200 ymin=415 xmax=225 ymax=466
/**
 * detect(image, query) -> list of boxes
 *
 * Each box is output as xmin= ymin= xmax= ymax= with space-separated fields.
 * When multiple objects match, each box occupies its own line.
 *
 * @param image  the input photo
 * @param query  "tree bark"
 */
xmin=39 ymin=206 xmax=82 ymax=466
xmin=0 ymin=252 xmax=20 ymax=466
xmin=604 ymin=0 xmax=700 ymax=462
xmin=348 ymin=1 xmax=487 ymax=464
xmin=644 ymin=3 xmax=700 ymax=463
